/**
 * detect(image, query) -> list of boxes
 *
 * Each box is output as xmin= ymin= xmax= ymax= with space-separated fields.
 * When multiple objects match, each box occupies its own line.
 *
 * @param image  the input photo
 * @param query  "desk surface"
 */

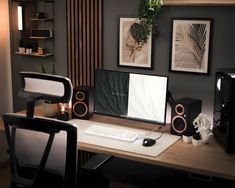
xmin=1 ymin=107 xmax=235 ymax=181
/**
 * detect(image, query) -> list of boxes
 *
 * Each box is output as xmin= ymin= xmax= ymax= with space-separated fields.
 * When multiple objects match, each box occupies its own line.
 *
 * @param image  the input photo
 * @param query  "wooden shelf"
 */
xmin=15 ymin=52 xmax=53 ymax=57
xmin=29 ymin=36 xmax=53 ymax=39
xmin=30 ymin=18 xmax=54 ymax=21
xmin=162 ymin=0 xmax=235 ymax=5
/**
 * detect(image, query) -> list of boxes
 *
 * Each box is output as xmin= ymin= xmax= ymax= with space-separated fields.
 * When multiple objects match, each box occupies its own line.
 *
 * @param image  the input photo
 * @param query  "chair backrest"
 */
xmin=3 ymin=113 xmax=77 ymax=188
xmin=18 ymin=72 xmax=73 ymax=118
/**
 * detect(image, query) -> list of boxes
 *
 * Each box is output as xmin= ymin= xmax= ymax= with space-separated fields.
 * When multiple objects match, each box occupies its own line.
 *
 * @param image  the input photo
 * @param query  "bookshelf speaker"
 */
xmin=171 ymin=98 xmax=202 ymax=136
xmin=72 ymin=87 xmax=94 ymax=119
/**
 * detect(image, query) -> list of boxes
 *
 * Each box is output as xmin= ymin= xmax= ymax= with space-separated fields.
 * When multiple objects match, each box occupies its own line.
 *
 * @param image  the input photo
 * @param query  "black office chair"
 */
xmin=3 ymin=72 xmax=78 ymax=188
xmin=3 ymin=113 xmax=77 ymax=188
xmin=3 ymin=72 xmax=111 ymax=188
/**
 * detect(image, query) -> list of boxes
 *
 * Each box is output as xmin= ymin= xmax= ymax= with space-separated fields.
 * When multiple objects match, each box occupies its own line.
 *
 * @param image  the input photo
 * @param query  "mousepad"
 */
xmin=70 ymin=119 xmax=180 ymax=157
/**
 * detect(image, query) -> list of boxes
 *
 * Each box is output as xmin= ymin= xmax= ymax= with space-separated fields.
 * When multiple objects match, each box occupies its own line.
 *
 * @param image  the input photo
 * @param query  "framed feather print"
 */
xmin=118 ymin=18 xmax=152 ymax=69
xmin=170 ymin=18 xmax=212 ymax=74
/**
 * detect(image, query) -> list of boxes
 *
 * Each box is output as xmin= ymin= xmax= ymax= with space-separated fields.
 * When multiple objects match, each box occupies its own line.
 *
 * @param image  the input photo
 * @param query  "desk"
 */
xmin=1 ymin=108 xmax=235 ymax=181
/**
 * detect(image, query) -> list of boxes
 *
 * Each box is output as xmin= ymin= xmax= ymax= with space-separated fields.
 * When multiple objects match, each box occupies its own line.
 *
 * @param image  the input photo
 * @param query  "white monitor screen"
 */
xmin=128 ymin=73 xmax=168 ymax=124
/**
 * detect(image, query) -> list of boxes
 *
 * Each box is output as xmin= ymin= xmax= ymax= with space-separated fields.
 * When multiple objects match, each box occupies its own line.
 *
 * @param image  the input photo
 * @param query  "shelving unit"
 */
xmin=13 ymin=0 xmax=54 ymax=58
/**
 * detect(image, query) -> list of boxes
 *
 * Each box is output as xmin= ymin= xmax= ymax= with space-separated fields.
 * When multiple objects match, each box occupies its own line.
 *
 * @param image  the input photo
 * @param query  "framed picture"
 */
xmin=118 ymin=18 xmax=152 ymax=69
xmin=170 ymin=18 xmax=212 ymax=74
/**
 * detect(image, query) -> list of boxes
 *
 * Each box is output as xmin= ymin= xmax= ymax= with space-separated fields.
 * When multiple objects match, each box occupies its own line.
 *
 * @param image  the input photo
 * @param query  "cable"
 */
xmin=154 ymin=130 xmax=165 ymax=141
xmin=138 ymin=126 xmax=164 ymax=140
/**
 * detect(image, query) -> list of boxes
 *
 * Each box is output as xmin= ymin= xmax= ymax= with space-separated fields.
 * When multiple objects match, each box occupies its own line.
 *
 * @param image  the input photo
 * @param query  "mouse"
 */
xmin=142 ymin=138 xmax=156 ymax=147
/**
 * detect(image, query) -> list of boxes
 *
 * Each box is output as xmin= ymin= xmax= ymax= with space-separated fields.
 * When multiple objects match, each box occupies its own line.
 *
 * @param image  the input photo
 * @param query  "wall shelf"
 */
xmin=15 ymin=52 xmax=53 ymax=57
xmin=29 ymin=36 xmax=53 ymax=39
xmin=30 ymin=18 xmax=54 ymax=21
xmin=162 ymin=0 xmax=235 ymax=6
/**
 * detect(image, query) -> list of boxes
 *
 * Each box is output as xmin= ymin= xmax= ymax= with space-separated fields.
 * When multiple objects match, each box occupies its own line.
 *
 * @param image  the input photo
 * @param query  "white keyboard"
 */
xmin=85 ymin=124 xmax=140 ymax=142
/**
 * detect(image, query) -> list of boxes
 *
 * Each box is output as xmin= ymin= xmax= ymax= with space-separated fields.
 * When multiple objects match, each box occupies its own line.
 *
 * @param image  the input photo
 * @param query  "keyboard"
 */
xmin=85 ymin=124 xmax=141 ymax=142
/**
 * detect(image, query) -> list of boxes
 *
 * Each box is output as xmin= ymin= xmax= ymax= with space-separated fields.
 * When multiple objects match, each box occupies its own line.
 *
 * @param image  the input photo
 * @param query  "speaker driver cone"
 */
xmin=171 ymin=115 xmax=187 ymax=134
xmin=73 ymin=102 xmax=88 ymax=117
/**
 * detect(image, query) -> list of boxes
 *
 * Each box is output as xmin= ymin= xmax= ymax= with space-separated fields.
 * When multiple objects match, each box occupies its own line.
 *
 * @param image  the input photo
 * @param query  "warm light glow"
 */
xmin=60 ymin=103 xmax=65 ymax=112
xmin=18 ymin=5 xmax=23 ymax=30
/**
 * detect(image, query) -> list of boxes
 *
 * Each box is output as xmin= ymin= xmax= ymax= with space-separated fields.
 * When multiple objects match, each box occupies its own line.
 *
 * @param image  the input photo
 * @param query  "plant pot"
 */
xmin=192 ymin=138 xmax=202 ymax=147
xmin=26 ymin=48 xmax=32 ymax=54
xmin=19 ymin=47 xmax=25 ymax=53
xmin=182 ymin=135 xmax=193 ymax=144
xmin=42 ymin=102 xmax=60 ymax=118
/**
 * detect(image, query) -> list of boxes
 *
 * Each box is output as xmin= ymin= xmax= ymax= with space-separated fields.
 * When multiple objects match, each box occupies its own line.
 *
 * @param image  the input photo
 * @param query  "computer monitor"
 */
xmin=94 ymin=70 xmax=168 ymax=125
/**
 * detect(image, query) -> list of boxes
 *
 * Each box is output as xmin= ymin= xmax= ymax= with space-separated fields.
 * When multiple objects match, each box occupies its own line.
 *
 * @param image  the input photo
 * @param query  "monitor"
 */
xmin=94 ymin=70 xmax=168 ymax=125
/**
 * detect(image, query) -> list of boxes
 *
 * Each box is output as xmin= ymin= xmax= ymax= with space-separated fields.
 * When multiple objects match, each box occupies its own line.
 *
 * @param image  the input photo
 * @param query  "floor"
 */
xmin=0 ymin=165 xmax=136 ymax=188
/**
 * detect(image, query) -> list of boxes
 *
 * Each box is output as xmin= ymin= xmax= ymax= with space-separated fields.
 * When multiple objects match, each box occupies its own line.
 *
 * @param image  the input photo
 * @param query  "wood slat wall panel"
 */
xmin=67 ymin=0 xmax=103 ymax=88
xmin=67 ymin=0 xmax=103 ymax=164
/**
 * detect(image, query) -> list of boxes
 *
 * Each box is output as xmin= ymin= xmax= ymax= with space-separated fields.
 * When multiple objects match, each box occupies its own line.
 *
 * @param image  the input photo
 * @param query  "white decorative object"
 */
xmin=192 ymin=138 xmax=202 ymax=147
xmin=182 ymin=135 xmax=192 ymax=144
xmin=19 ymin=47 xmax=25 ymax=53
xmin=193 ymin=113 xmax=212 ymax=144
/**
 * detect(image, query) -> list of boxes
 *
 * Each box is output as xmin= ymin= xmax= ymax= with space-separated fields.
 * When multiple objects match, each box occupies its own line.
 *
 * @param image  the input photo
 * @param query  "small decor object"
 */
xmin=192 ymin=132 xmax=202 ymax=147
xmin=57 ymin=103 xmax=71 ymax=121
xmin=25 ymin=45 xmax=32 ymax=54
xmin=36 ymin=12 xmax=44 ymax=19
xmin=193 ymin=113 xmax=212 ymax=144
xmin=19 ymin=40 xmax=25 ymax=53
xmin=38 ymin=47 xmax=45 ymax=55
xmin=182 ymin=134 xmax=193 ymax=144
xmin=119 ymin=18 xmax=152 ymax=68
xmin=170 ymin=18 xmax=212 ymax=74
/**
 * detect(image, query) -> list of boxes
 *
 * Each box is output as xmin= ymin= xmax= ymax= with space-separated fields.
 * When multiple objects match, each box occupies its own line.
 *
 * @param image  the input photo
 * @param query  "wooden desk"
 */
xmin=1 ymin=109 xmax=235 ymax=181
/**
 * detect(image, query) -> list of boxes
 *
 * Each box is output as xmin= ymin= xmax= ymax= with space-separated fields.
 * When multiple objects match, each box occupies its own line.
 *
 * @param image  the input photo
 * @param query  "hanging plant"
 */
xmin=130 ymin=0 xmax=162 ymax=45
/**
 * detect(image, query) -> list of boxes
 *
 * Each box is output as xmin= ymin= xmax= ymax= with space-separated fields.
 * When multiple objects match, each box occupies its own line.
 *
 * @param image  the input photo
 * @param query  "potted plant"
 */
xmin=130 ymin=0 xmax=162 ymax=45
xmin=25 ymin=44 xmax=32 ymax=54
xmin=37 ymin=61 xmax=60 ymax=118
xmin=182 ymin=131 xmax=193 ymax=144
xmin=192 ymin=132 xmax=202 ymax=147
xmin=19 ymin=40 xmax=25 ymax=53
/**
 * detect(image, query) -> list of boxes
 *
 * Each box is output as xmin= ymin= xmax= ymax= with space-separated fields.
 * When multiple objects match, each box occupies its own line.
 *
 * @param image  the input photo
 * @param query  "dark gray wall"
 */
xmin=11 ymin=0 xmax=235 ymax=122
xmin=11 ymin=0 xmax=67 ymax=112
xmin=103 ymin=0 xmax=235 ymax=122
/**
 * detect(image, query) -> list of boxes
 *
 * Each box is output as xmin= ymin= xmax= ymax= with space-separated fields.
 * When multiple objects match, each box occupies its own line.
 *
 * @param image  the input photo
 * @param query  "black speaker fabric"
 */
xmin=171 ymin=98 xmax=202 ymax=136
xmin=72 ymin=87 xmax=94 ymax=119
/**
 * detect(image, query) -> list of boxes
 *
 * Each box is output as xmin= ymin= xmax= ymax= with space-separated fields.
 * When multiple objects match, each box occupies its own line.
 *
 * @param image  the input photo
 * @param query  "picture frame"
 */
xmin=170 ymin=18 xmax=212 ymax=74
xmin=118 ymin=17 xmax=152 ymax=69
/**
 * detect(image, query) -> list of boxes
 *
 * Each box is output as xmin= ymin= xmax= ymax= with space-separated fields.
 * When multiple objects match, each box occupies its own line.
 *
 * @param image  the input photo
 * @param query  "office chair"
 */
xmin=3 ymin=114 xmax=77 ymax=188
xmin=3 ymin=72 xmax=77 ymax=188
xmin=3 ymin=72 xmax=111 ymax=188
